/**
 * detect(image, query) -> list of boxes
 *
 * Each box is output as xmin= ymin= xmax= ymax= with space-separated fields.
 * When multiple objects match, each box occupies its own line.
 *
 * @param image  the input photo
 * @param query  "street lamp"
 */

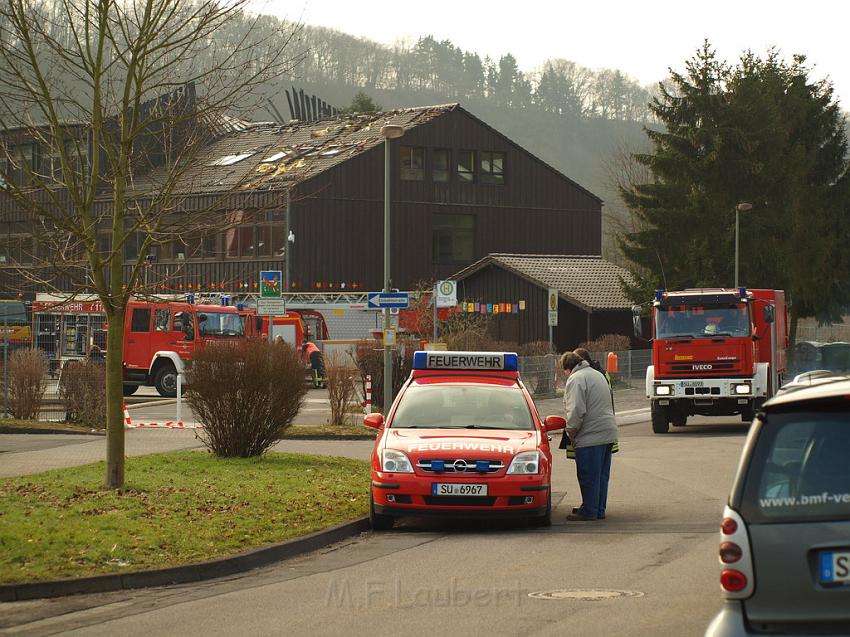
xmin=734 ymin=202 xmax=752 ymax=288
xmin=381 ymin=124 xmax=404 ymax=412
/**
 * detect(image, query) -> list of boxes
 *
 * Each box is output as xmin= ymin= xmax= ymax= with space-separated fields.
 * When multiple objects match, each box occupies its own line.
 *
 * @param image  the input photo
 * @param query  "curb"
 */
xmin=0 ymin=426 xmax=104 ymax=436
xmin=0 ymin=516 xmax=371 ymax=602
xmin=280 ymin=435 xmax=377 ymax=441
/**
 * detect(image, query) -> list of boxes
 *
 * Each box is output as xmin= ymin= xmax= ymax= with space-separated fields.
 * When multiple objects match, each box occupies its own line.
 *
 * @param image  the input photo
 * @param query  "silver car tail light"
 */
xmin=718 ymin=506 xmax=754 ymax=599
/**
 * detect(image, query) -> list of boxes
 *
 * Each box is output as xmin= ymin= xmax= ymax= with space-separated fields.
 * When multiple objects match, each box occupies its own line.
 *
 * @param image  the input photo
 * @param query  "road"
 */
xmin=0 ymin=399 xmax=749 ymax=637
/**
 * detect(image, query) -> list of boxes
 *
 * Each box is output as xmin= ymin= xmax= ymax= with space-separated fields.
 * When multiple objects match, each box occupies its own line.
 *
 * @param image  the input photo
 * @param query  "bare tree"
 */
xmin=0 ymin=0 xmax=303 ymax=487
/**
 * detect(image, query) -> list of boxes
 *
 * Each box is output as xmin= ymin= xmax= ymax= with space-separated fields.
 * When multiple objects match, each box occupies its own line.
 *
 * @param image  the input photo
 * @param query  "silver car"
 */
xmin=706 ymin=378 xmax=850 ymax=636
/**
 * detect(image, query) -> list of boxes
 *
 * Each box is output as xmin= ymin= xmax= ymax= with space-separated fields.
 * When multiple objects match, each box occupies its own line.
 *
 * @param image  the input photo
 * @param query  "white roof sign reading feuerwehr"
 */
xmin=425 ymin=353 xmax=504 ymax=370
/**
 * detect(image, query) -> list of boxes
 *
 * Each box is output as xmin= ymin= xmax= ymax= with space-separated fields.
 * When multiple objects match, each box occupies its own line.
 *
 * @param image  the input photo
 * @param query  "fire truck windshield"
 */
xmin=656 ymin=304 xmax=750 ymax=339
xmin=197 ymin=311 xmax=244 ymax=338
xmin=0 ymin=301 xmax=28 ymax=324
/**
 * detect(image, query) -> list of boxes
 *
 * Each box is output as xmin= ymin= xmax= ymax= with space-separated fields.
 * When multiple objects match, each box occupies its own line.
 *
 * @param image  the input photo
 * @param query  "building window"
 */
xmin=457 ymin=150 xmax=475 ymax=182
xmin=400 ymin=146 xmax=425 ymax=181
xmin=2 ymin=144 xmax=34 ymax=187
xmin=432 ymin=214 xmax=474 ymax=264
xmin=433 ymin=149 xmax=450 ymax=182
xmin=480 ymin=151 xmax=505 ymax=184
xmin=257 ymin=225 xmax=285 ymax=257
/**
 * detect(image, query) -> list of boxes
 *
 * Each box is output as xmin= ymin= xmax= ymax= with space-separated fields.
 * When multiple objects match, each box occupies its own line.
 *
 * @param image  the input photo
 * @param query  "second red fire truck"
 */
xmin=637 ymin=287 xmax=788 ymax=434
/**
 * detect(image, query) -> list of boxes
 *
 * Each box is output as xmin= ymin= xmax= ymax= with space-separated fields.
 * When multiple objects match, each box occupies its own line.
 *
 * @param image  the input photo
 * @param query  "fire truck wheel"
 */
xmin=153 ymin=365 xmax=178 ymax=398
xmin=122 ymin=384 xmax=139 ymax=397
xmin=369 ymin=493 xmax=394 ymax=531
xmin=651 ymin=403 xmax=670 ymax=434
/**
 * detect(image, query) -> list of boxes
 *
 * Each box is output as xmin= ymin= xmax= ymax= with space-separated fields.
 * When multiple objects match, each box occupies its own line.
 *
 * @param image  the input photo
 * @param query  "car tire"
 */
xmin=369 ymin=494 xmax=394 ymax=531
xmin=153 ymin=364 xmax=178 ymax=398
xmin=651 ymin=403 xmax=670 ymax=434
xmin=528 ymin=490 xmax=552 ymax=527
xmin=122 ymin=384 xmax=139 ymax=397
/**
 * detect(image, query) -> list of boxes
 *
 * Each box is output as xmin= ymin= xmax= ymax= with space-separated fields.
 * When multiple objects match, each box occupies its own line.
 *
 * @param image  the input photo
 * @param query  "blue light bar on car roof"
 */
xmin=412 ymin=351 xmax=518 ymax=371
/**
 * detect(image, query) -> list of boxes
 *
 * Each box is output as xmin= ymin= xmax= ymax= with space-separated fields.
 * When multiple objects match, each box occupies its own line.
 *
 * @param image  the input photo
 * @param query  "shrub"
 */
xmin=58 ymin=359 xmax=106 ymax=428
xmin=186 ymin=339 xmax=306 ymax=457
xmin=6 ymin=349 xmax=47 ymax=420
xmin=578 ymin=334 xmax=631 ymax=353
xmin=326 ymin=350 xmax=358 ymax=426
xmin=517 ymin=340 xmax=556 ymax=356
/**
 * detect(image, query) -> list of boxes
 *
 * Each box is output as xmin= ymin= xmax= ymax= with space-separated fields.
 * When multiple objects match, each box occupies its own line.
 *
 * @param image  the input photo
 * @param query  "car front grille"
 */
xmin=417 ymin=459 xmax=504 ymax=473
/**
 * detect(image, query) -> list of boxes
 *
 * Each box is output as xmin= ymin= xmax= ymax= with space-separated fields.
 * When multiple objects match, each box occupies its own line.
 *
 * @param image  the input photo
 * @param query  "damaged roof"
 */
xmin=137 ymin=104 xmax=458 ymax=195
xmin=453 ymin=253 xmax=636 ymax=312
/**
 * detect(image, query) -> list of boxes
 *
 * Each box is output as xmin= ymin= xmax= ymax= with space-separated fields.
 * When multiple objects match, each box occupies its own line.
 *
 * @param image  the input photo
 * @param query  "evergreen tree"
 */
xmin=346 ymin=90 xmax=381 ymax=113
xmin=620 ymin=42 xmax=850 ymax=341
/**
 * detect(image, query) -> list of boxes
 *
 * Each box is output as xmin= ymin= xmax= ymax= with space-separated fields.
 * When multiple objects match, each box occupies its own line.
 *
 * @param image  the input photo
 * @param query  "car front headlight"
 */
xmin=506 ymin=451 xmax=540 ymax=475
xmin=655 ymin=385 xmax=672 ymax=396
xmin=381 ymin=449 xmax=414 ymax=473
xmin=733 ymin=383 xmax=752 ymax=395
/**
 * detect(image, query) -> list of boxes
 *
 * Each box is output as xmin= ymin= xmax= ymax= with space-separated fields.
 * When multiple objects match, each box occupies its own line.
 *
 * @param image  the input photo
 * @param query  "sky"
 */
xmin=248 ymin=0 xmax=850 ymax=108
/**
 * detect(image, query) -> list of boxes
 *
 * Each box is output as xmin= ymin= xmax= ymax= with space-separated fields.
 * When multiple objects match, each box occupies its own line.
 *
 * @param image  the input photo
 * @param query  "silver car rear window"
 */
xmin=741 ymin=410 xmax=850 ymax=522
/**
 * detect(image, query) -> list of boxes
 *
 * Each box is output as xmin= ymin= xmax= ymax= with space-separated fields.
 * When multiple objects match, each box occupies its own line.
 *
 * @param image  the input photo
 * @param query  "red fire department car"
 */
xmin=363 ymin=351 xmax=566 ymax=530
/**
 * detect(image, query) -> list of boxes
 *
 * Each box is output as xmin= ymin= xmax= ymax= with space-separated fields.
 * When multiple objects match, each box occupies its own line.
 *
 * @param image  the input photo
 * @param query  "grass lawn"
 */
xmin=0 ymin=419 xmax=96 ymax=434
xmin=0 ymin=451 xmax=370 ymax=584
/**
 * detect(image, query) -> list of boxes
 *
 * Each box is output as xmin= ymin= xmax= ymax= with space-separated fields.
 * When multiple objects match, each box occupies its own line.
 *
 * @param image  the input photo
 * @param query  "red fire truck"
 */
xmin=637 ymin=288 xmax=788 ymax=434
xmin=123 ymin=300 xmax=245 ymax=397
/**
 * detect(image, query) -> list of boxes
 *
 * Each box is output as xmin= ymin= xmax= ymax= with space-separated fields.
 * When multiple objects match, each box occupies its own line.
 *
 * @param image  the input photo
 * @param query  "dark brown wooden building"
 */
xmin=452 ymin=253 xmax=637 ymax=351
xmin=1 ymin=103 xmax=604 ymax=297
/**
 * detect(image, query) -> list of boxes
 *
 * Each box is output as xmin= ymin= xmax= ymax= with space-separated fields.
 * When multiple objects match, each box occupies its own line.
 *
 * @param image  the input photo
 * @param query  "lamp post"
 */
xmin=734 ymin=202 xmax=752 ymax=288
xmin=380 ymin=124 xmax=404 ymax=412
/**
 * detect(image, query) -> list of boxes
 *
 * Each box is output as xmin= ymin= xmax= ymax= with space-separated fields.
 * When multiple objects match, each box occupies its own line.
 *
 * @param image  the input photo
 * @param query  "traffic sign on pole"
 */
xmin=368 ymin=292 xmax=409 ymax=309
xmin=548 ymin=288 xmax=559 ymax=327
xmin=435 ymin=280 xmax=457 ymax=308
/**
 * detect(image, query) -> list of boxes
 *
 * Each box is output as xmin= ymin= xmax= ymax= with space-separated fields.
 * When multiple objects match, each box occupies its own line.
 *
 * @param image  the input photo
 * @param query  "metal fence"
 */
xmin=517 ymin=349 xmax=652 ymax=397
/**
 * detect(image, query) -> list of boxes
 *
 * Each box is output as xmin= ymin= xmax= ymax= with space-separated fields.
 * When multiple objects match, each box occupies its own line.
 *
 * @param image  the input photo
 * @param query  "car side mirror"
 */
xmin=363 ymin=413 xmax=384 ymax=429
xmin=543 ymin=415 xmax=566 ymax=432
xmin=763 ymin=305 xmax=775 ymax=324
xmin=632 ymin=305 xmax=643 ymax=338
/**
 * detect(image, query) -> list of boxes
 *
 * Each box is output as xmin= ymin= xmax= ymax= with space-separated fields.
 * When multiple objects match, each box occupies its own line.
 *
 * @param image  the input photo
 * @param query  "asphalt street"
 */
xmin=0 ymin=389 xmax=750 ymax=637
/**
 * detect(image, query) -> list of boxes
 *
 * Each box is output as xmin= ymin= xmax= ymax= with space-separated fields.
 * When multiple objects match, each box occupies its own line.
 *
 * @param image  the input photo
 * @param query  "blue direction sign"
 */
xmin=368 ymin=292 xmax=409 ymax=309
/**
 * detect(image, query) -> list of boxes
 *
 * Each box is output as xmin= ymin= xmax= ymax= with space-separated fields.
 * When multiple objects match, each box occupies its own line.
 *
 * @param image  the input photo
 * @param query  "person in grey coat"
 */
xmin=561 ymin=351 xmax=619 ymax=521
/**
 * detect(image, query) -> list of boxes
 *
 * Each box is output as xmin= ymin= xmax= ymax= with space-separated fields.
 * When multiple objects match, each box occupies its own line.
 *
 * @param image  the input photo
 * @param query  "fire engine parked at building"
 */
xmin=636 ymin=288 xmax=788 ymax=434
xmin=123 ymin=300 xmax=246 ymax=397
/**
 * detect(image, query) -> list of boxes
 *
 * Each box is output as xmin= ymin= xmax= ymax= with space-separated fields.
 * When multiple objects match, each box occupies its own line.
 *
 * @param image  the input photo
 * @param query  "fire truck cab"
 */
xmin=123 ymin=300 xmax=244 ymax=397
xmin=640 ymin=288 xmax=788 ymax=433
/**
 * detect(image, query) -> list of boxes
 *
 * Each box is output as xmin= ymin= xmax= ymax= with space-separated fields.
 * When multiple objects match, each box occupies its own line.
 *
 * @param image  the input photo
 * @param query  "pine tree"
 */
xmin=619 ymin=42 xmax=850 ymax=341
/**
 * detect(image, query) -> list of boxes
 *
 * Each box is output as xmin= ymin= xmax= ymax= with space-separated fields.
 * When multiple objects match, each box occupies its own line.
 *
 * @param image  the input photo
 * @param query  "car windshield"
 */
xmin=390 ymin=385 xmax=534 ymax=430
xmin=741 ymin=409 xmax=850 ymax=523
xmin=198 ymin=312 xmax=244 ymax=337
xmin=655 ymin=303 xmax=750 ymax=339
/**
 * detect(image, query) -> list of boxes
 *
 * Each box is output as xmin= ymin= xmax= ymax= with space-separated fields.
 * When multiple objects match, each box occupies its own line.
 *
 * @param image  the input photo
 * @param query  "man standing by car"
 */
xmin=561 ymin=352 xmax=619 ymax=521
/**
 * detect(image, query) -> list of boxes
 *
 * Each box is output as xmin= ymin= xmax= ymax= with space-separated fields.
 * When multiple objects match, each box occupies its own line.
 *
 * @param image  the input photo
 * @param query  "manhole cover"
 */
xmin=528 ymin=589 xmax=644 ymax=601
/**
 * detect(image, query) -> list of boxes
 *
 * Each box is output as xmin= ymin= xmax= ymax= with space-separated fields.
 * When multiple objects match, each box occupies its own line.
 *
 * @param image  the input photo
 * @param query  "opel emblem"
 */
xmin=453 ymin=459 xmax=468 ymax=472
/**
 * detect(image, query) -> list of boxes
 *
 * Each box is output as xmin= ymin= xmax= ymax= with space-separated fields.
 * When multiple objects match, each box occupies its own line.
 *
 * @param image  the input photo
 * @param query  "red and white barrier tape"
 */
xmin=123 ymin=403 xmax=201 ymax=429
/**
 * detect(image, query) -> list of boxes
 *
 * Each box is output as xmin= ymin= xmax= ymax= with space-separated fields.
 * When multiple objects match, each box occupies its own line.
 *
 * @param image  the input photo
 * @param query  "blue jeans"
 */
xmin=575 ymin=444 xmax=613 ymax=518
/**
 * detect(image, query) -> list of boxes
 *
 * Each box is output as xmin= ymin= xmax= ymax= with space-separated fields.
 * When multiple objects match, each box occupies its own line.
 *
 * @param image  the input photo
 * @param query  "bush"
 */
xmin=186 ymin=339 xmax=306 ymax=457
xmin=517 ymin=340 xmax=556 ymax=356
xmin=326 ymin=350 xmax=358 ymax=426
xmin=6 ymin=349 xmax=47 ymax=420
xmin=578 ymin=334 xmax=631 ymax=353
xmin=58 ymin=359 xmax=106 ymax=427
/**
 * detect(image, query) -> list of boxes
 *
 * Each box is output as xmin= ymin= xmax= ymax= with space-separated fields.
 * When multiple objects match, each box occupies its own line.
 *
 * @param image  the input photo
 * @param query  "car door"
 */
xmin=124 ymin=304 xmax=152 ymax=369
xmin=739 ymin=408 xmax=850 ymax=629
